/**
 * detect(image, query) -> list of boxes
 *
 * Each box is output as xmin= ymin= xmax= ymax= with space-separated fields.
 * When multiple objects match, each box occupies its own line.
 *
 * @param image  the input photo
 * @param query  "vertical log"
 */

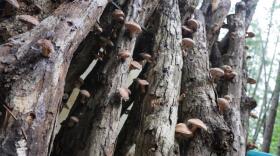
xmin=179 ymin=10 xmax=232 ymax=156
xmin=218 ymin=2 xmax=247 ymax=156
xmin=0 ymin=1 xmax=108 ymax=155
xmin=134 ymin=0 xmax=182 ymax=155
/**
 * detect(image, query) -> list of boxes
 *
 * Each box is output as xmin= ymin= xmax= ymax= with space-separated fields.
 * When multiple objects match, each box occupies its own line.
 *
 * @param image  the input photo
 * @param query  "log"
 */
xmin=179 ymin=10 xmax=233 ymax=156
xmin=0 ymin=0 xmax=108 ymax=155
xmin=134 ymin=0 xmax=182 ymax=155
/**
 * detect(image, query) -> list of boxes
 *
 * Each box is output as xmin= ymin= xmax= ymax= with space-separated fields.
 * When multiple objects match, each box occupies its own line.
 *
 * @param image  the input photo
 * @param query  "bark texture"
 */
xmin=218 ymin=2 xmax=246 ymax=156
xmin=134 ymin=0 xmax=182 ymax=155
xmin=0 ymin=1 xmax=108 ymax=155
xmin=179 ymin=10 xmax=232 ymax=156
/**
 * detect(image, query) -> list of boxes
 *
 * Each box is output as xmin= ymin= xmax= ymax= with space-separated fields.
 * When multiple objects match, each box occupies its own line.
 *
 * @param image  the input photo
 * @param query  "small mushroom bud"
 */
xmin=175 ymin=123 xmax=193 ymax=139
xmin=37 ymin=39 xmax=54 ymax=58
xmin=247 ymin=77 xmax=256 ymax=84
xmin=246 ymin=32 xmax=255 ymax=38
xmin=118 ymin=50 xmax=131 ymax=60
xmin=137 ymin=78 xmax=149 ymax=93
xmin=187 ymin=19 xmax=199 ymax=31
xmin=68 ymin=116 xmax=79 ymax=127
xmin=139 ymin=53 xmax=152 ymax=63
xmin=129 ymin=60 xmax=142 ymax=70
xmin=112 ymin=9 xmax=125 ymax=22
xmin=118 ymin=87 xmax=130 ymax=101
xmin=125 ymin=21 xmax=142 ymax=35
xmin=249 ymin=112 xmax=258 ymax=119
xmin=182 ymin=26 xmax=193 ymax=36
xmin=80 ymin=90 xmax=91 ymax=104
xmin=217 ymin=98 xmax=230 ymax=113
xmin=17 ymin=15 xmax=40 ymax=28
xmin=182 ymin=38 xmax=195 ymax=49
xmin=6 ymin=0 xmax=20 ymax=9
xmin=209 ymin=68 xmax=224 ymax=80
xmin=187 ymin=118 xmax=207 ymax=132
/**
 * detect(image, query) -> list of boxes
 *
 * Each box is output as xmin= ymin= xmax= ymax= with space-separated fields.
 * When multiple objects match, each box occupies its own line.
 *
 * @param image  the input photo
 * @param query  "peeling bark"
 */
xmin=0 ymin=1 xmax=108 ymax=155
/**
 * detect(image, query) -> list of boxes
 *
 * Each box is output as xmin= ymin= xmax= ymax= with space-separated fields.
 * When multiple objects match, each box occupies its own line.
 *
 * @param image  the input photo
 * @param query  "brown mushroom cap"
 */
xmin=187 ymin=118 xmax=207 ymax=132
xmin=137 ymin=79 xmax=149 ymax=86
xmin=187 ymin=19 xmax=199 ymax=31
xmin=246 ymin=32 xmax=255 ymax=38
xmin=130 ymin=60 xmax=142 ymax=70
xmin=182 ymin=26 xmax=193 ymax=35
xmin=112 ymin=9 xmax=125 ymax=20
xmin=6 ymin=0 xmax=20 ymax=8
xmin=118 ymin=50 xmax=131 ymax=59
xmin=17 ymin=15 xmax=39 ymax=26
xmin=247 ymin=77 xmax=256 ymax=84
xmin=139 ymin=53 xmax=152 ymax=62
xmin=175 ymin=123 xmax=193 ymax=139
xmin=182 ymin=38 xmax=195 ymax=48
xmin=224 ymin=71 xmax=238 ymax=80
xmin=125 ymin=21 xmax=142 ymax=34
xmin=250 ymin=112 xmax=258 ymax=119
xmin=70 ymin=116 xmax=79 ymax=123
xmin=118 ymin=87 xmax=130 ymax=101
xmin=221 ymin=65 xmax=232 ymax=73
xmin=80 ymin=90 xmax=90 ymax=98
xmin=210 ymin=68 xmax=225 ymax=79
xmin=217 ymin=98 xmax=230 ymax=113
xmin=37 ymin=39 xmax=54 ymax=57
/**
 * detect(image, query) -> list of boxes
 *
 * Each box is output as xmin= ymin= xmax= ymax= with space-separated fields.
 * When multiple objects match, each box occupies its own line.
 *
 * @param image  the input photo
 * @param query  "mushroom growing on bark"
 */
xmin=187 ymin=19 xmax=199 ymax=31
xmin=175 ymin=123 xmax=193 ymax=139
xmin=17 ymin=15 xmax=40 ymax=29
xmin=249 ymin=112 xmax=258 ymax=119
xmin=209 ymin=68 xmax=225 ymax=80
xmin=217 ymin=98 xmax=230 ymax=113
xmin=37 ymin=39 xmax=54 ymax=58
xmin=80 ymin=90 xmax=91 ymax=104
xmin=187 ymin=118 xmax=207 ymax=132
xmin=182 ymin=38 xmax=195 ymax=49
xmin=68 ymin=116 xmax=80 ymax=127
xmin=182 ymin=26 xmax=193 ymax=36
xmin=137 ymin=78 xmax=149 ymax=93
xmin=246 ymin=32 xmax=255 ymax=38
xmin=247 ymin=77 xmax=257 ymax=84
xmin=139 ymin=52 xmax=152 ymax=63
xmin=125 ymin=21 xmax=142 ymax=36
xmin=129 ymin=60 xmax=142 ymax=70
xmin=118 ymin=87 xmax=130 ymax=101
xmin=112 ymin=9 xmax=125 ymax=22
xmin=118 ymin=50 xmax=131 ymax=60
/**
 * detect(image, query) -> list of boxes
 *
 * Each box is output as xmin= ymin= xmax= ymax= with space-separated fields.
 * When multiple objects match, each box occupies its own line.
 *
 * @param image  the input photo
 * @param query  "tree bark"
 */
xmin=218 ymin=2 xmax=246 ymax=156
xmin=262 ymin=61 xmax=280 ymax=152
xmin=0 ymin=1 xmax=108 ymax=155
xmin=134 ymin=0 xmax=182 ymax=155
xmin=179 ymin=10 xmax=232 ymax=156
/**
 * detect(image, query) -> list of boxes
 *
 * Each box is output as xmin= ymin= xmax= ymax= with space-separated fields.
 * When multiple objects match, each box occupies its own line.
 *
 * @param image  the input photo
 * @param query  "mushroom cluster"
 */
xmin=181 ymin=19 xmax=199 ymax=49
xmin=221 ymin=65 xmax=237 ymax=80
xmin=209 ymin=67 xmax=224 ymax=80
xmin=175 ymin=118 xmax=207 ymax=140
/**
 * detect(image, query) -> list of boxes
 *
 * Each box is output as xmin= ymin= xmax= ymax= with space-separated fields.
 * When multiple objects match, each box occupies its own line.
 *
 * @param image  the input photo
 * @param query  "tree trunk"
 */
xmin=134 ymin=0 xmax=182 ymax=155
xmin=0 ymin=1 xmax=108 ymax=155
xmin=179 ymin=10 xmax=232 ymax=156
xmin=262 ymin=61 xmax=280 ymax=152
